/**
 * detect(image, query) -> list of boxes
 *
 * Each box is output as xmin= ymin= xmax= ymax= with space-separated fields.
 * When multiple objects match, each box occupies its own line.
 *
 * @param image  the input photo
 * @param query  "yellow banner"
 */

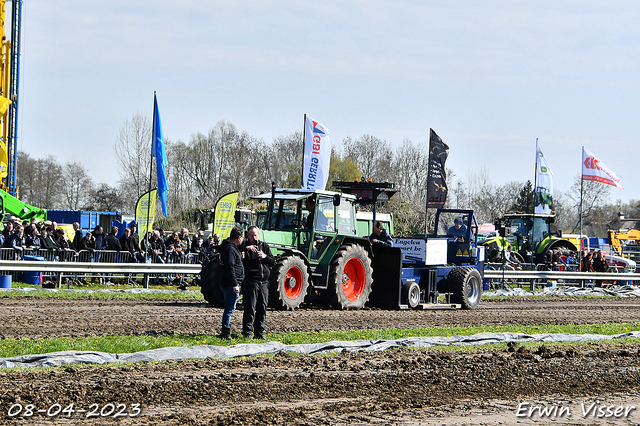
xmin=213 ymin=191 xmax=239 ymax=239
xmin=135 ymin=189 xmax=157 ymax=239
xmin=0 ymin=96 xmax=11 ymax=116
xmin=0 ymin=139 xmax=7 ymax=179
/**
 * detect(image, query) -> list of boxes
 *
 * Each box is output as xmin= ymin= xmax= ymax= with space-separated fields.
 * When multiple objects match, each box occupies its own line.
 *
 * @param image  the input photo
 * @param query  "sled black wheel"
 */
xmin=444 ymin=267 xmax=482 ymax=310
xmin=269 ymin=255 xmax=309 ymax=310
xmin=402 ymin=281 xmax=421 ymax=309
xmin=326 ymin=244 xmax=373 ymax=310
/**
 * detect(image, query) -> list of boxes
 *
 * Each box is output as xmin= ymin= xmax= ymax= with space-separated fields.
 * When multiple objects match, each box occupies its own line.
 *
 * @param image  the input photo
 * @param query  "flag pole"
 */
xmin=145 ymin=92 xmax=157 ymax=261
xmin=425 ymin=141 xmax=431 ymax=238
xmin=579 ymin=146 xmax=584 ymax=252
xmin=532 ymin=139 xmax=538 ymax=262
xmin=300 ymin=114 xmax=307 ymax=188
xmin=534 ymin=139 xmax=539 ymax=205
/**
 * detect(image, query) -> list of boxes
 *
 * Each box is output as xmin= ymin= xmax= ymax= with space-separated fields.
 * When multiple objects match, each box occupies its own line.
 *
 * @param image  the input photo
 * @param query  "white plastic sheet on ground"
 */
xmin=484 ymin=284 xmax=640 ymax=298
xmin=2 ymin=331 xmax=640 ymax=369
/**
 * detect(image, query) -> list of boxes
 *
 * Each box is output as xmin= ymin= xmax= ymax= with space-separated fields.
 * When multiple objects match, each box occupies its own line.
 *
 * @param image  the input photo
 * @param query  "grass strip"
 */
xmin=0 ymin=287 xmax=202 ymax=300
xmin=1 ymin=323 xmax=639 ymax=359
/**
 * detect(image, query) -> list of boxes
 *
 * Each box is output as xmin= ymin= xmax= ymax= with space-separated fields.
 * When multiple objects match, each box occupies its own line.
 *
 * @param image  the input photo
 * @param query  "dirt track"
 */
xmin=1 ymin=295 xmax=640 ymax=425
xmin=1 ymin=296 xmax=640 ymax=338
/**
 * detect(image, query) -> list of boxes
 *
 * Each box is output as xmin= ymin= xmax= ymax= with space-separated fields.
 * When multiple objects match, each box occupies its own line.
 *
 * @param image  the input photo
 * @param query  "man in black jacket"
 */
xmin=106 ymin=226 xmax=122 ymax=251
xmin=218 ymin=226 xmax=245 ymax=339
xmin=240 ymin=226 xmax=275 ymax=339
xmin=119 ymin=228 xmax=134 ymax=254
xmin=369 ymin=221 xmax=393 ymax=246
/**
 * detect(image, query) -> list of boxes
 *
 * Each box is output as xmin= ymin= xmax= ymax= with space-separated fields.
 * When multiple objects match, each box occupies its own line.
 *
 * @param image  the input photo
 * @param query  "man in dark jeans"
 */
xmin=218 ymin=226 xmax=245 ymax=339
xmin=240 ymin=226 xmax=275 ymax=340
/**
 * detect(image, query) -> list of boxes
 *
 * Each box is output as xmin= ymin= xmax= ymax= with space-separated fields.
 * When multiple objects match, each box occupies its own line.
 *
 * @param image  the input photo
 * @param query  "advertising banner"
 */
xmin=427 ymin=129 xmax=449 ymax=208
xmin=135 ymin=189 xmax=157 ymax=238
xmin=213 ymin=191 xmax=239 ymax=239
xmin=302 ymin=115 xmax=331 ymax=190
xmin=582 ymin=147 xmax=623 ymax=189
xmin=535 ymin=141 xmax=554 ymax=215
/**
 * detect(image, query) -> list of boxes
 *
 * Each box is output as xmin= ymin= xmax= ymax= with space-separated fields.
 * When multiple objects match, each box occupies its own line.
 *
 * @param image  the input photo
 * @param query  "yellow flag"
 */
xmin=213 ymin=191 xmax=239 ymax=239
xmin=135 ymin=189 xmax=157 ymax=239
xmin=0 ymin=140 xmax=7 ymax=179
xmin=0 ymin=96 xmax=11 ymax=116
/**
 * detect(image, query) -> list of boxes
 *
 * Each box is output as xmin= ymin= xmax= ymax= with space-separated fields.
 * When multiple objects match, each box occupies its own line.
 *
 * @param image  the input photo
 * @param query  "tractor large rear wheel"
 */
xmin=325 ymin=244 xmax=373 ymax=310
xmin=443 ymin=267 xmax=482 ymax=310
xmin=269 ymin=255 xmax=309 ymax=310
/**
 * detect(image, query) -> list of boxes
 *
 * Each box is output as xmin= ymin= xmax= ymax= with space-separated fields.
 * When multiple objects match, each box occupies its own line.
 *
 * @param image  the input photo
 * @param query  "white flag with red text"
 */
xmin=302 ymin=116 xmax=331 ymax=190
xmin=582 ymin=147 xmax=623 ymax=189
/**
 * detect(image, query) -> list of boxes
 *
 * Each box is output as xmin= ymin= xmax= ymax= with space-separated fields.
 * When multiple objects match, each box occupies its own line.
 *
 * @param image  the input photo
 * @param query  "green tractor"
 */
xmin=481 ymin=213 xmax=576 ymax=264
xmin=252 ymin=187 xmax=374 ymax=310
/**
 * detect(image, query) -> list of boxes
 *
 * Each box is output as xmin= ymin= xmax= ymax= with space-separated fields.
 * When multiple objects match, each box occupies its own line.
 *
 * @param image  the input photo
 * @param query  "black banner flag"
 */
xmin=426 ymin=129 xmax=449 ymax=208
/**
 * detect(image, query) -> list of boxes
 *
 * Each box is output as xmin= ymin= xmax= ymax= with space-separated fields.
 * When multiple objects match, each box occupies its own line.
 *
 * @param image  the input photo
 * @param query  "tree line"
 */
xmin=14 ymin=114 xmax=639 ymax=236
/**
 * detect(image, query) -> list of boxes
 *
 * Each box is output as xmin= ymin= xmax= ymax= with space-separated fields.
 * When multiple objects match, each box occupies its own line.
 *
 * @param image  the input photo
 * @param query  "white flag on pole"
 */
xmin=534 ymin=141 xmax=554 ymax=215
xmin=582 ymin=147 xmax=623 ymax=189
xmin=302 ymin=116 xmax=331 ymax=190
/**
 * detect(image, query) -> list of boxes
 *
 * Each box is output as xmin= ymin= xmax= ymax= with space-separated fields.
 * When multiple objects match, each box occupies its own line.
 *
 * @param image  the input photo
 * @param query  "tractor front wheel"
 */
xmin=269 ymin=255 xmax=309 ymax=310
xmin=325 ymin=244 xmax=373 ymax=309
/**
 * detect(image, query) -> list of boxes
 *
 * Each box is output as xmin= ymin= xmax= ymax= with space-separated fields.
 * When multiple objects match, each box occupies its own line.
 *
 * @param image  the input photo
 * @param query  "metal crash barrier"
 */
xmin=0 ymin=248 xmax=204 ymax=289
xmin=484 ymin=266 xmax=639 ymax=291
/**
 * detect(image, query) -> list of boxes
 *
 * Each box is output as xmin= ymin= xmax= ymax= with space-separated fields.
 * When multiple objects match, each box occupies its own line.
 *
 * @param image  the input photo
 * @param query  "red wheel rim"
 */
xmin=284 ymin=266 xmax=303 ymax=300
xmin=342 ymin=257 xmax=365 ymax=301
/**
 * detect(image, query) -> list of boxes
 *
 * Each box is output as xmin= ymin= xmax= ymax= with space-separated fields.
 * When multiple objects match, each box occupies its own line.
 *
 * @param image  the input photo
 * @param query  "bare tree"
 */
xmin=343 ymin=135 xmax=394 ymax=181
xmin=85 ymin=183 xmax=124 ymax=212
xmin=16 ymin=153 xmax=63 ymax=209
xmin=392 ymin=138 xmax=429 ymax=206
xmin=166 ymin=138 xmax=195 ymax=213
xmin=114 ymin=113 xmax=152 ymax=211
xmin=62 ymin=161 xmax=94 ymax=210
xmin=565 ymin=174 xmax=612 ymax=234
xmin=272 ymin=131 xmax=303 ymax=187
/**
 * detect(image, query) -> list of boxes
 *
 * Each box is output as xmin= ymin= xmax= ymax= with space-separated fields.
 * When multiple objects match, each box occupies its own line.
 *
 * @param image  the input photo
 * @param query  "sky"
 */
xmin=11 ymin=0 xmax=640 ymax=204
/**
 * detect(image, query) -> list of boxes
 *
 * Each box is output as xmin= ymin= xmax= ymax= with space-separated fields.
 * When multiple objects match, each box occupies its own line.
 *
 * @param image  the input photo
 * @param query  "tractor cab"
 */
xmin=499 ymin=213 xmax=554 ymax=255
xmin=434 ymin=209 xmax=479 ymax=264
xmin=251 ymin=188 xmax=360 ymax=263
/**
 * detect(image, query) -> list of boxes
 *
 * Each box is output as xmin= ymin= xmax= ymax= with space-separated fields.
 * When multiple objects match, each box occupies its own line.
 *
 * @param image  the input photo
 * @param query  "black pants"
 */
xmin=242 ymin=280 xmax=269 ymax=336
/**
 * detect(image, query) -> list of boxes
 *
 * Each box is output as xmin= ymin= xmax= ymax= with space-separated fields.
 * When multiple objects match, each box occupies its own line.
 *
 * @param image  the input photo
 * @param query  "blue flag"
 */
xmin=152 ymin=93 xmax=168 ymax=217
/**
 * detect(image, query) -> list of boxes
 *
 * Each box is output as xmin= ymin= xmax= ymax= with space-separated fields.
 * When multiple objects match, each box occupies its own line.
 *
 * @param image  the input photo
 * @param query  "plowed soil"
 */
xmin=1 ymin=295 xmax=640 ymax=425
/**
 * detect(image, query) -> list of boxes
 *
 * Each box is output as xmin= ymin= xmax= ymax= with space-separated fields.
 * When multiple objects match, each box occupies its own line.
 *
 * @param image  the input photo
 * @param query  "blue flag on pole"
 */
xmin=152 ymin=93 xmax=168 ymax=217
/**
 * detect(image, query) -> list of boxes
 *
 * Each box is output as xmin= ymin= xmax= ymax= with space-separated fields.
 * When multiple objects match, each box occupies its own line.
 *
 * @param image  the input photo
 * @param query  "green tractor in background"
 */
xmin=480 ymin=213 xmax=576 ymax=264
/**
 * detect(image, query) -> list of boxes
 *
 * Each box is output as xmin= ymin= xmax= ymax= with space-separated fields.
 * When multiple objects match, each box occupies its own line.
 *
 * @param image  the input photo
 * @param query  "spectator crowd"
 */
xmin=0 ymin=217 xmax=222 ymax=265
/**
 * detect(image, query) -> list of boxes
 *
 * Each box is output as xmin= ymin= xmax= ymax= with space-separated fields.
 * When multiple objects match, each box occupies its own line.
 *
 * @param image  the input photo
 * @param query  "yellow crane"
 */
xmin=0 ymin=0 xmax=21 ymax=196
xmin=608 ymin=228 xmax=640 ymax=257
